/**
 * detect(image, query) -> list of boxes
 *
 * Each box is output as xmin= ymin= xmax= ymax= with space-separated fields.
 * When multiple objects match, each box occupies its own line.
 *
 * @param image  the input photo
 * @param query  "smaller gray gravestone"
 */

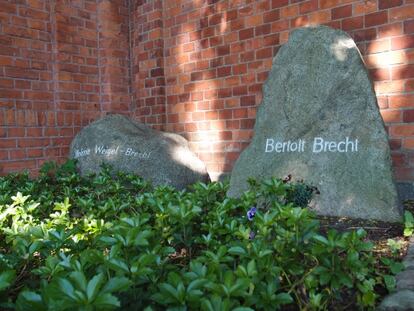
xmin=228 ymin=26 xmax=401 ymax=222
xmin=69 ymin=114 xmax=210 ymax=189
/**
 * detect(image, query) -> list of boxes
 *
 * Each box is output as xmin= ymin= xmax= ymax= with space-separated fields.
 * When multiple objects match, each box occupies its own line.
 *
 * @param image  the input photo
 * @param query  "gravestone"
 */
xmin=228 ymin=26 xmax=401 ymax=221
xmin=69 ymin=114 xmax=210 ymax=189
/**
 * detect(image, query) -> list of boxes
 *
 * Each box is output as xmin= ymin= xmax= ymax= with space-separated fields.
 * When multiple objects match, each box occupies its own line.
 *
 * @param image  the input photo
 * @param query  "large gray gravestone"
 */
xmin=229 ymin=26 xmax=401 ymax=221
xmin=69 ymin=114 xmax=210 ymax=189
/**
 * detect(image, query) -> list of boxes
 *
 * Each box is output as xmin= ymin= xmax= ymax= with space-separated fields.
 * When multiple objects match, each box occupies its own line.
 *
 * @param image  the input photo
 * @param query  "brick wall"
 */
xmin=130 ymin=0 xmax=166 ymax=129
xmin=1 ymin=0 xmax=414 ymax=185
xmin=0 ymin=0 xmax=54 ymax=174
xmin=0 ymin=0 xmax=130 ymax=175
xmin=157 ymin=0 xmax=414 ymax=182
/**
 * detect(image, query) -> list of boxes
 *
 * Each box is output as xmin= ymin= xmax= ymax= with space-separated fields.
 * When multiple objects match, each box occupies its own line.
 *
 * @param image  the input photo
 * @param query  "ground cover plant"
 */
xmin=0 ymin=161 xmax=408 ymax=310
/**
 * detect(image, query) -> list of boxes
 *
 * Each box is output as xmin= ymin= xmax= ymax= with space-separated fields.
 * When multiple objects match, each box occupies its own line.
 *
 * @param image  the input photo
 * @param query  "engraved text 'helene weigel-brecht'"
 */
xmin=73 ymin=145 xmax=152 ymax=159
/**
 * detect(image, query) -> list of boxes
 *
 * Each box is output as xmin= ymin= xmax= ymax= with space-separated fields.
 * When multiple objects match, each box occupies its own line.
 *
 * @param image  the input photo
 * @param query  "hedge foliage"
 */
xmin=0 ymin=161 xmax=403 ymax=310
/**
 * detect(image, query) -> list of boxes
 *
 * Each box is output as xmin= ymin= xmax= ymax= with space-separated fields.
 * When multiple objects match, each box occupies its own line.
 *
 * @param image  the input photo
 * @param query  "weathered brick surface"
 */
xmin=130 ymin=0 xmax=166 ymax=129
xmin=155 ymin=0 xmax=414 ymax=181
xmin=0 ymin=0 xmax=130 ymax=175
xmin=1 ymin=0 xmax=414 ymax=183
xmin=0 ymin=0 xmax=53 ymax=175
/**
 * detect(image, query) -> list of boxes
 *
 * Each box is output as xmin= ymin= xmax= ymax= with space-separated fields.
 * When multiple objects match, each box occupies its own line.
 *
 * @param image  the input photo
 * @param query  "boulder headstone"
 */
xmin=69 ymin=114 xmax=210 ymax=189
xmin=228 ymin=26 xmax=401 ymax=221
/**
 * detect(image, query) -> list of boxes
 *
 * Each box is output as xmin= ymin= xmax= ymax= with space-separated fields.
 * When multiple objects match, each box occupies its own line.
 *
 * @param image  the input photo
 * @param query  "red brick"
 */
xmin=19 ymin=7 xmax=49 ymax=20
xmin=239 ymin=28 xmax=254 ymax=40
xmin=218 ymin=88 xmax=232 ymax=98
xmin=255 ymin=24 xmax=271 ymax=36
xmin=407 ymin=79 xmax=414 ymax=92
xmin=264 ymin=9 xmax=280 ymax=23
xmin=217 ymin=45 xmax=230 ymax=56
xmin=0 ymin=90 xmax=23 ymax=99
xmin=389 ymin=95 xmax=414 ymax=108
xmin=382 ymin=110 xmax=402 ymax=123
xmin=27 ymin=149 xmax=43 ymax=158
xmin=392 ymin=64 xmax=414 ymax=80
xmin=369 ymin=68 xmax=390 ymax=81
xmin=240 ymin=51 xmax=254 ymax=62
xmin=403 ymin=110 xmax=414 ymax=122
xmin=281 ymin=5 xmax=298 ymax=18
xmin=392 ymin=125 xmax=414 ymax=136
xmin=232 ymin=64 xmax=247 ymax=75
xmin=272 ymin=0 xmax=289 ymax=9
xmin=342 ymin=17 xmax=363 ymax=31
xmin=240 ymin=95 xmax=256 ymax=106
xmin=332 ymin=5 xmax=352 ymax=20
xmin=190 ymin=72 xmax=202 ymax=81
xmin=231 ymin=85 xmax=246 ymax=96
xmin=241 ymin=119 xmax=255 ymax=129
xmin=219 ymin=131 xmax=232 ymax=141
xmin=245 ymin=15 xmax=262 ymax=28
xmin=0 ymin=2 xmax=17 ymax=14
xmin=353 ymin=28 xmax=377 ymax=42
xmin=217 ymin=66 xmax=231 ymax=77
xmin=379 ymin=0 xmax=403 ymax=10
xmin=0 ymin=151 xmax=8 ymax=160
xmin=0 ymin=78 xmax=13 ymax=88
xmin=320 ymin=0 xmax=342 ymax=9
xmin=378 ymin=23 xmax=403 ymax=38
xmin=233 ymin=108 xmax=248 ymax=118
xmin=390 ymin=5 xmax=414 ymax=22
xmin=403 ymin=139 xmax=414 ymax=150
xmin=24 ymin=91 xmax=53 ymax=100
xmin=0 ymin=139 xmax=16 ymax=148
xmin=299 ymin=0 xmax=318 ymax=14
xmin=405 ymin=20 xmax=414 ymax=34
xmin=391 ymin=35 xmax=414 ymax=50
xmin=264 ymin=33 xmax=280 ymax=46
xmin=26 ymin=127 xmax=42 ymax=137
xmin=0 ymin=56 xmax=13 ymax=66
xmin=8 ymin=127 xmax=25 ymax=137
xmin=218 ymin=109 xmax=232 ymax=120
xmin=365 ymin=11 xmax=388 ymax=27
xmin=256 ymin=47 xmax=273 ymax=59
xmin=271 ymin=19 xmax=289 ymax=32
xmin=5 ymin=68 xmax=39 ymax=80
xmin=2 ymin=160 xmax=37 ymax=172
xmin=230 ymin=19 xmax=245 ymax=31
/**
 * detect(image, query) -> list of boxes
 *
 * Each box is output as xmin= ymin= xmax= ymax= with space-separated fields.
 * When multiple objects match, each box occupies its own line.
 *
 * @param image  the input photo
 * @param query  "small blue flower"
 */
xmin=249 ymin=231 xmax=256 ymax=240
xmin=247 ymin=207 xmax=257 ymax=221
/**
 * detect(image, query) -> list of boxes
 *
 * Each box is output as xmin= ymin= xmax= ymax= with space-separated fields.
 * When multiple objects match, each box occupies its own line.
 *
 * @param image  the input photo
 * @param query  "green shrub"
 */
xmin=0 ymin=161 xmax=400 ymax=310
xmin=403 ymin=210 xmax=414 ymax=237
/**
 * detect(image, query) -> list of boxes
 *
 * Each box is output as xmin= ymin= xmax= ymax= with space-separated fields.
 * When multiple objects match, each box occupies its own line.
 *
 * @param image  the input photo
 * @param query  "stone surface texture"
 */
xmin=69 ymin=114 xmax=210 ymax=189
xmin=396 ymin=270 xmax=414 ymax=290
xmin=228 ymin=26 xmax=400 ymax=221
xmin=378 ymin=290 xmax=414 ymax=311
xmin=378 ymin=236 xmax=414 ymax=311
